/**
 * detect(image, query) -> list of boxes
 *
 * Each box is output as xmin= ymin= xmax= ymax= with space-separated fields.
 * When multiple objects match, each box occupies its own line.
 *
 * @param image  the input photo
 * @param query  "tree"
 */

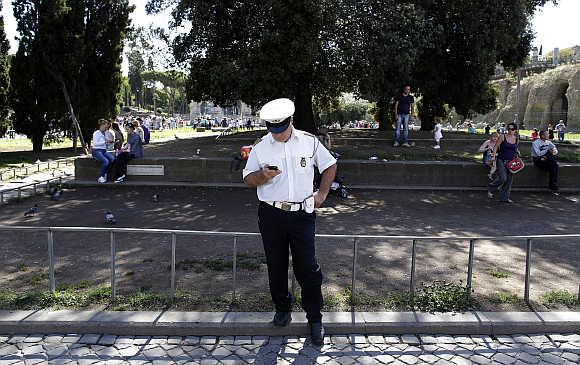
xmin=10 ymin=0 xmax=69 ymax=153
xmin=128 ymin=48 xmax=145 ymax=108
xmin=412 ymin=0 xmax=553 ymax=129
xmin=0 ymin=4 xmax=10 ymax=136
xmin=10 ymin=0 xmax=132 ymax=151
xmin=147 ymin=0 xmax=355 ymax=133
xmin=351 ymin=0 xmax=430 ymax=130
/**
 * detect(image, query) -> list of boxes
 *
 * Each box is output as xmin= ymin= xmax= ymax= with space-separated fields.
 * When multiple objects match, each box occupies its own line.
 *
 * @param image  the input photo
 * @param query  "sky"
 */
xmin=2 ymin=0 xmax=579 ymax=69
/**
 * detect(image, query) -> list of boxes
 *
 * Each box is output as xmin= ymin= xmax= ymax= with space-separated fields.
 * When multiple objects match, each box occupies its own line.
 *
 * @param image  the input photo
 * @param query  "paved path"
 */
xmin=0 ymin=333 xmax=578 ymax=364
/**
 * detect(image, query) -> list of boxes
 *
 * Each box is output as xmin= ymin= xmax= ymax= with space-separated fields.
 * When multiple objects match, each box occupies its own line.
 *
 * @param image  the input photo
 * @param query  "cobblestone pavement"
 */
xmin=0 ymin=333 xmax=578 ymax=364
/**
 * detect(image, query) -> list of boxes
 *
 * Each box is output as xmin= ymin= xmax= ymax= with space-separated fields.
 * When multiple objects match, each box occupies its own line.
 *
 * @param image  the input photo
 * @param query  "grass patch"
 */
xmin=413 ymin=280 xmax=470 ymax=312
xmin=26 ymin=272 xmax=49 ymax=285
xmin=489 ymin=292 xmax=520 ymax=304
xmin=16 ymin=263 xmax=28 ymax=272
xmin=541 ymin=290 xmax=578 ymax=308
xmin=176 ymin=252 xmax=266 ymax=272
xmin=487 ymin=267 xmax=510 ymax=279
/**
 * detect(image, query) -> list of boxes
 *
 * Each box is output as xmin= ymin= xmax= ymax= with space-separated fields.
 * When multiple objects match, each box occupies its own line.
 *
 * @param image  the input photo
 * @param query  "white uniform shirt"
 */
xmin=243 ymin=128 xmax=337 ymax=203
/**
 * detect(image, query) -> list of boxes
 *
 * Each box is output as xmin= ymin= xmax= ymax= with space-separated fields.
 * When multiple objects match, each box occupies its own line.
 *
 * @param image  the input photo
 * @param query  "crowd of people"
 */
xmin=192 ymin=116 xmax=258 ymax=130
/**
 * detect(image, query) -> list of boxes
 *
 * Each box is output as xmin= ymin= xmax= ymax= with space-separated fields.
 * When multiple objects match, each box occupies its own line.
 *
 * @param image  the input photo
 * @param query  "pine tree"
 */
xmin=0 ymin=3 xmax=10 ymax=136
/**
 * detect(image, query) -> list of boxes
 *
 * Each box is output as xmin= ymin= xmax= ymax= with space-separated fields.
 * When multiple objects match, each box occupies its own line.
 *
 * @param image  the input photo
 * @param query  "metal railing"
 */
xmin=0 ymin=225 xmax=578 ymax=307
xmin=0 ymin=177 xmax=64 ymax=204
xmin=0 ymin=159 xmax=74 ymax=182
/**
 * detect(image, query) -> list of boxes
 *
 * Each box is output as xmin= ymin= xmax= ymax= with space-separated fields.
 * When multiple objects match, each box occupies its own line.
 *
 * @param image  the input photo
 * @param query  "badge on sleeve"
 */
xmin=300 ymin=157 xmax=307 ymax=167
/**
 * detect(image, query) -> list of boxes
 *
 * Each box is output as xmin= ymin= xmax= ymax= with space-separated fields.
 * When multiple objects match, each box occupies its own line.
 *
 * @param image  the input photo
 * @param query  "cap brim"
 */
xmin=266 ymin=120 xmax=291 ymax=134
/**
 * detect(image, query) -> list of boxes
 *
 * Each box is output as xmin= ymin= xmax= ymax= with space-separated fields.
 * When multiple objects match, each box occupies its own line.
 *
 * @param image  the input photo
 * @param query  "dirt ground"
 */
xmin=145 ymin=129 xmax=580 ymax=162
xmin=0 ymin=186 xmax=578 ymax=311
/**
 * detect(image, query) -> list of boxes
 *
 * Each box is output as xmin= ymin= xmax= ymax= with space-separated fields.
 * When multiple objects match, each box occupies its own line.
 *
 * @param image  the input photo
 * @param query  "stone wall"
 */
xmin=475 ymin=64 xmax=579 ymax=129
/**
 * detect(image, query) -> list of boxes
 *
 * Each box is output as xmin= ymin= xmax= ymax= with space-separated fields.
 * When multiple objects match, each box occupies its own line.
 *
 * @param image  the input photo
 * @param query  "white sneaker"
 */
xmin=114 ymin=175 xmax=126 ymax=184
xmin=433 ymin=145 xmax=440 ymax=149
xmin=402 ymin=143 xmax=411 ymax=147
xmin=97 ymin=176 xmax=107 ymax=184
xmin=393 ymin=141 xmax=400 ymax=147
xmin=487 ymin=192 xmax=494 ymax=199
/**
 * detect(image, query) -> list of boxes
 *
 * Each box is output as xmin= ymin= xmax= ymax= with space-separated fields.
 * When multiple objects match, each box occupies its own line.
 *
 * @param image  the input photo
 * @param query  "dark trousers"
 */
xmin=258 ymin=202 xmax=323 ymax=323
xmin=114 ymin=152 xmax=134 ymax=178
xmin=533 ymin=155 xmax=558 ymax=189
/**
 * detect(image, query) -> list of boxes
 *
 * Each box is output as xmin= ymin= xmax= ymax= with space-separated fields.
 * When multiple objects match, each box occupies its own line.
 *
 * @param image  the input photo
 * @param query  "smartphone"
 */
xmin=267 ymin=165 xmax=279 ymax=171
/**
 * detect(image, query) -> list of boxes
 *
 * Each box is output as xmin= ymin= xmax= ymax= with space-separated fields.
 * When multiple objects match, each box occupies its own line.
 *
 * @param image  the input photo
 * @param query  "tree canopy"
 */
xmin=0 ymin=2 xmax=10 ymax=136
xmin=148 ymin=0 xmax=551 ymax=131
xmin=9 ymin=0 xmax=132 ymax=152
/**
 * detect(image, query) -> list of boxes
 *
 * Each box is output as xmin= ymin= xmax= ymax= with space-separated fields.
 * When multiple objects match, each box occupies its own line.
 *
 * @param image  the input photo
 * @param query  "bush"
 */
xmin=541 ymin=290 xmax=578 ymax=308
xmin=413 ymin=280 xmax=470 ymax=312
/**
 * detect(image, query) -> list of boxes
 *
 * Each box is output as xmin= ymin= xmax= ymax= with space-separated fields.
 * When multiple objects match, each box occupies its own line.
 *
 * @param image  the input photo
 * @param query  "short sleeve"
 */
xmin=242 ymin=147 xmax=260 ymax=180
xmin=313 ymin=139 xmax=337 ymax=173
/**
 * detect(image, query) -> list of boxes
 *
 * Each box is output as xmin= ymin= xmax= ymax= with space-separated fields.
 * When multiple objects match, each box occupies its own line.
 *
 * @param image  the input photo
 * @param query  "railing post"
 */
xmin=170 ymin=233 xmax=177 ymax=301
xmin=467 ymin=239 xmax=476 ymax=296
xmin=17 ymin=187 xmax=21 ymax=200
xmin=524 ymin=239 xmax=532 ymax=304
xmin=232 ymin=236 xmax=237 ymax=301
xmin=409 ymin=239 xmax=417 ymax=298
xmin=46 ymin=180 xmax=50 ymax=193
xmin=47 ymin=230 xmax=56 ymax=292
xmin=110 ymin=231 xmax=116 ymax=302
xmin=33 ymin=183 xmax=37 ymax=195
xmin=351 ymin=238 xmax=358 ymax=310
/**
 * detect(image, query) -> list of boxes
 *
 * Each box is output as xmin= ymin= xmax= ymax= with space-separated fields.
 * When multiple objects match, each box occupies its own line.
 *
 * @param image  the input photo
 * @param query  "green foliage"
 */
xmin=10 ymin=0 xmax=132 ymax=150
xmin=489 ymin=292 xmax=520 ymax=304
xmin=315 ymin=95 xmax=372 ymax=126
xmin=541 ymin=290 xmax=578 ymax=308
xmin=413 ymin=280 xmax=470 ymax=312
xmin=487 ymin=267 xmax=510 ymax=279
xmin=413 ymin=0 xmax=542 ymax=128
xmin=0 ymin=5 xmax=9 ymax=136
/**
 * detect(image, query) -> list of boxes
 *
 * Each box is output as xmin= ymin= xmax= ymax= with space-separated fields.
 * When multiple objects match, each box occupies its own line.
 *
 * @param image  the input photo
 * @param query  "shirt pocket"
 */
xmin=295 ymin=156 xmax=312 ymax=174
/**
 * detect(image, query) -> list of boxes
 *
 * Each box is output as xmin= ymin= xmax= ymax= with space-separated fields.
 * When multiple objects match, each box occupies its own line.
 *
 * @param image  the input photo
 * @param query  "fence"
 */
xmin=0 ymin=226 xmax=577 ymax=309
xmin=0 ymin=159 xmax=74 ymax=182
xmin=0 ymin=177 xmax=64 ymax=204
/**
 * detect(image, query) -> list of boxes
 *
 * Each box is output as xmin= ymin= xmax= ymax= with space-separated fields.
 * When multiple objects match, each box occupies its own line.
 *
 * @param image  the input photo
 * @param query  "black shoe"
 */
xmin=309 ymin=322 xmax=325 ymax=346
xmin=272 ymin=311 xmax=292 ymax=327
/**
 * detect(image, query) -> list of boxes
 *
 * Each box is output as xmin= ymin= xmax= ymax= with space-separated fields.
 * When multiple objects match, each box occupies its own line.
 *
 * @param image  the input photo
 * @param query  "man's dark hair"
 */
xmin=507 ymin=122 xmax=517 ymax=130
xmin=539 ymin=130 xmax=547 ymax=137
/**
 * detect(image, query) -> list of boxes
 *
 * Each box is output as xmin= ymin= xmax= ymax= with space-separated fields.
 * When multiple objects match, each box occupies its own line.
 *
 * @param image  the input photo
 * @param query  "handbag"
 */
xmin=506 ymin=156 xmax=525 ymax=174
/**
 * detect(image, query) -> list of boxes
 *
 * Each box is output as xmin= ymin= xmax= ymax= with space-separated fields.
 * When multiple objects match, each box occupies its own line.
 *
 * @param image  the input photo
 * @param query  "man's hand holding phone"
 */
xmin=261 ymin=165 xmax=281 ymax=182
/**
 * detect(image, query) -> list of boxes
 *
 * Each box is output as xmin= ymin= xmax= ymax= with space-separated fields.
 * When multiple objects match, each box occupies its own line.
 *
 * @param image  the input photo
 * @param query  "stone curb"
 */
xmin=0 ymin=310 xmax=578 ymax=336
xmin=68 ymin=180 xmax=580 ymax=193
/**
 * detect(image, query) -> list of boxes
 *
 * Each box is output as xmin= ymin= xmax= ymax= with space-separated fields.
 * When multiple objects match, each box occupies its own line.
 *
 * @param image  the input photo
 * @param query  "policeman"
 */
xmin=243 ymin=98 xmax=337 ymax=346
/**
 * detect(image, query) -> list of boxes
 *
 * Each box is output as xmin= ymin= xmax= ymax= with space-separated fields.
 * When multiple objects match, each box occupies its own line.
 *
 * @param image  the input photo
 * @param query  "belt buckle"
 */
xmin=280 ymin=202 xmax=292 ymax=211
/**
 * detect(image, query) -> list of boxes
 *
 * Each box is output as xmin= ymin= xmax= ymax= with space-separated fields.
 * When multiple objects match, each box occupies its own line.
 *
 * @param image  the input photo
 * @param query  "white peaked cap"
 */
xmin=259 ymin=98 xmax=295 ymax=122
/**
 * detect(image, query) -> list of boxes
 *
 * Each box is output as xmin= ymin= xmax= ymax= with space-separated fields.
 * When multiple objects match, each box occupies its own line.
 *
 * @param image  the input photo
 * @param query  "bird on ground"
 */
xmin=24 ymin=204 xmax=39 ymax=217
xmin=50 ymin=189 xmax=63 ymax=201
xmin=105 ymin=211 xmax=116 ymax=224
xmin=174 ymin=135 xmax=179 ymax=140
xmin=152 ymin=193 xmax=160 ymax=203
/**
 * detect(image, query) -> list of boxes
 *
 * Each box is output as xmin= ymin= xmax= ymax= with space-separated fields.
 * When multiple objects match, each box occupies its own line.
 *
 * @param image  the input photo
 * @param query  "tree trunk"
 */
xmin=293 ymin=84 xmax=316 ymax=134
xmin=31 ymin=133 xmax=44 ymax=154
xmin=377 ymin=97 xmax=393 ymax=131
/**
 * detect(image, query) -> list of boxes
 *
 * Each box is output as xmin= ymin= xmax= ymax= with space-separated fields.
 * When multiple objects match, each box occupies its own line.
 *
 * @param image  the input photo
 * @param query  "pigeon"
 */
xmin=24 ymin=204 xmax=39 ymax=217
xmin=174 ymin=134 xmax=180 ymax=140
xmin=152 ymin=193 xmax=160 ymax=203
xmin=50 ymin=189 xmax=63 ymax=201
xmin=105 ymin=211 xmax=116 ymax=224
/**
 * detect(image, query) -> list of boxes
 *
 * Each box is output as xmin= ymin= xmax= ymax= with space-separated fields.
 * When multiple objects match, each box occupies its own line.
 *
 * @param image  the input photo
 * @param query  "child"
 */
xmin=478 ymin=132 xmax=500 ymax=178
xmin=531 ymin=128 xmax=539 ymax=141
xmin=433 ymin=117 xmax=443 ymax=149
